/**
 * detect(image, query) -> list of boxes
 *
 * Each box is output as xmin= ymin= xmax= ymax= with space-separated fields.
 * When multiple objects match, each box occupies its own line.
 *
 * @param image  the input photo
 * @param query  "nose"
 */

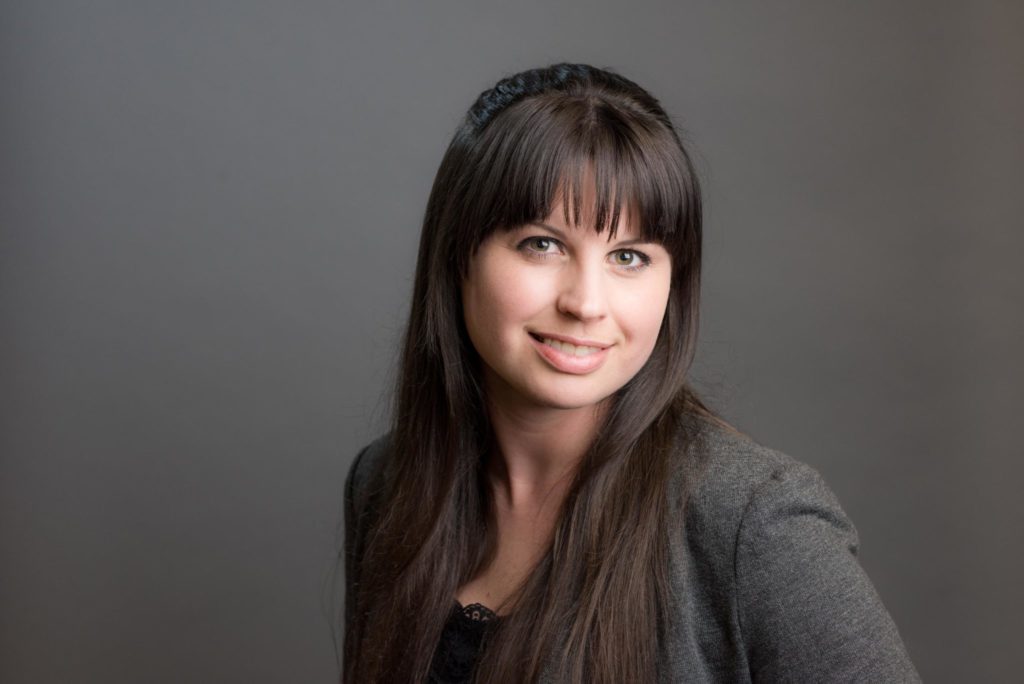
xmin=556 ymin=260 xmax=607 ymax=322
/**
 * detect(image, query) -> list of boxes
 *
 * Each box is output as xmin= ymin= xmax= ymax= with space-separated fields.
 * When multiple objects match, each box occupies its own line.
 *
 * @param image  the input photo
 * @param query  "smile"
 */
xmin=528 ymin=332 xmax=611 ymax=374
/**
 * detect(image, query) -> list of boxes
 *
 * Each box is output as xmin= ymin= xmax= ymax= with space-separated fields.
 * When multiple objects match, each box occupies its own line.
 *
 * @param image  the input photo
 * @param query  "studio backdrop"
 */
xmin=1 ymin=2 xmax=1021 ymax=682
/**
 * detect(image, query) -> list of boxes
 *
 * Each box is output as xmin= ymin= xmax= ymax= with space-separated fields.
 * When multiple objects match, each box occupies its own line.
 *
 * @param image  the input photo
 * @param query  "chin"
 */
xmin=528 ymin=386 xmax=613 ymax=411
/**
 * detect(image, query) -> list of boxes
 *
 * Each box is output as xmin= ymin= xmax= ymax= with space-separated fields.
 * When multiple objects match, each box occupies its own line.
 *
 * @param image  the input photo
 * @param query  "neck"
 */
xmin=483 ymin=383 xmax=609 ymax=512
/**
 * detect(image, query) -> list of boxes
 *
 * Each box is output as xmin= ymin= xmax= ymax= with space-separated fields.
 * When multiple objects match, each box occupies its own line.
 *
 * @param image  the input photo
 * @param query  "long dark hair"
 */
xmin=344 ymin=63 xmax=724 ymax=683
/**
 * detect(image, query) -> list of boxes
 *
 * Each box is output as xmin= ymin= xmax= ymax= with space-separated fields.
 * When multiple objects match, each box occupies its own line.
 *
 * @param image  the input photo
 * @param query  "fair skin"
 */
xmin=457 ymin=190 xmax=673 ymax=613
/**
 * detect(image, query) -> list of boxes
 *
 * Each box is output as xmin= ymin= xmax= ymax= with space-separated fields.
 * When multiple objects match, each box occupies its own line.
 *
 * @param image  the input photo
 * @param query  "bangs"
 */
xmin=460 ymin=94 xmax=696 ymax=256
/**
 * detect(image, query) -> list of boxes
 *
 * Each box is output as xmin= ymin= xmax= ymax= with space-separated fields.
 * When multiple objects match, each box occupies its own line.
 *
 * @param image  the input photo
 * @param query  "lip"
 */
xmin=528 ymin=331 xmax=612 ymax=349
xmin=527 ymin=331 xmax=612 ymax=374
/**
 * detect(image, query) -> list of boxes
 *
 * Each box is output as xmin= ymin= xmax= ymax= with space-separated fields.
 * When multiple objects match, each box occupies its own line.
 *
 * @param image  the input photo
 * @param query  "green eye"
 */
xmin=611 ymin=249 xmax=652 ymax=271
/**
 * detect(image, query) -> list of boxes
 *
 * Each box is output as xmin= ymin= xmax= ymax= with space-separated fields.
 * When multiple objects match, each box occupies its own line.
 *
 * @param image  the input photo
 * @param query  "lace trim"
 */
xmin=456 ymin=601 xmax=499 ymax=623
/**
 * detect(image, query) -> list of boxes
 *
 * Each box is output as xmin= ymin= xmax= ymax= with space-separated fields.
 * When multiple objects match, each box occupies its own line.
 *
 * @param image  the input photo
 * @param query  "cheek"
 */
xmin=463 ymin=257 xmax=548 ymax=351
xmin=467 ymin=261 xmax=547 ymax=329
xmin=618 ymin=278 xmax=672 ymax=349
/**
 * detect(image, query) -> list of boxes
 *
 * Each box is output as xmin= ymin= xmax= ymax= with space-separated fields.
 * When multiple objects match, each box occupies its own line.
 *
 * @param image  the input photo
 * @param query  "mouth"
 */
xmin=528 ymin=332 xmax=607 ymax=356
xmin=527 ymin=332 xmax=612 ymax=374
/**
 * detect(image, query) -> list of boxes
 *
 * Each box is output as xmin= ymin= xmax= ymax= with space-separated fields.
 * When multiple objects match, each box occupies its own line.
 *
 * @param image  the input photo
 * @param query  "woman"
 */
xmin=342 ymin=63 xmax=920 ymax=683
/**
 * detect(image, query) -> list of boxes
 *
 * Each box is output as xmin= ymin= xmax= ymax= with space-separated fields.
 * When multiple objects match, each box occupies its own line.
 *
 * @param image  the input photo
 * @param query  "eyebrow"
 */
xmin=526 ymin=222 xmax=654 ymax=248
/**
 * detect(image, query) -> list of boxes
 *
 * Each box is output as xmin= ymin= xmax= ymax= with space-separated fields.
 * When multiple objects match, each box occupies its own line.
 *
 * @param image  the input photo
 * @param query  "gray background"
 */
xmin=2 ymin=1 xmax=1021 ymax=682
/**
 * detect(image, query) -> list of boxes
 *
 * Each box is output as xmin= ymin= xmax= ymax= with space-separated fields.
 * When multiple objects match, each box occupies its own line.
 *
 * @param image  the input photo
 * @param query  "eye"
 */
xmin=610 ymin=249 xmax=652 ymax=272
xmin=517 ymin=236 xmax=563 ymax=258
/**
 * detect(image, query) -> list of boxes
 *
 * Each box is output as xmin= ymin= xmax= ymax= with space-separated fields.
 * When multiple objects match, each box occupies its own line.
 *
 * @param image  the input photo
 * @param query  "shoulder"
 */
xmin=669 ymin=415 xmax=920 ymax=680
xmin=344 ymin=432 xmax=393 ymax=517
xmin=673 ymin=413 xmax=849 ymax=545
xmin=677 ymin=413 xmax=800 ymax=496
xmin=669 ymin=413 xmax=861 ymax=581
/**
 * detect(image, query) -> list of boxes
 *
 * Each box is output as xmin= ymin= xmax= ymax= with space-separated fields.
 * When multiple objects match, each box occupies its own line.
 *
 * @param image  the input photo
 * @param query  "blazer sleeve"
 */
xmin=734 ymin=460 xmax=921 ymax=683
xmin=343 ymin=444 xmax=371 ymax=634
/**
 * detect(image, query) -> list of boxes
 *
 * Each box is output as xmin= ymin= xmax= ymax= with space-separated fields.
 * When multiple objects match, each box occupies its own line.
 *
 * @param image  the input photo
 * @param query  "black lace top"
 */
xmin=427 ymin=600 xmax=501 ymax=683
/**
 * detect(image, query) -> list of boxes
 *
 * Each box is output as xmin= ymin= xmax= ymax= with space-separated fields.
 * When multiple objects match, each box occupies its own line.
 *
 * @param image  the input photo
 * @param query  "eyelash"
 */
xmin=517 ymin=236 xmax=653 ymax=272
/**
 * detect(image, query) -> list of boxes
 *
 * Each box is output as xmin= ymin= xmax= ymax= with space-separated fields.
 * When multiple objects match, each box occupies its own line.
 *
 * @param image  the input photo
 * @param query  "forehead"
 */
xmin=540 ymin=184 xmax=644 ymax=241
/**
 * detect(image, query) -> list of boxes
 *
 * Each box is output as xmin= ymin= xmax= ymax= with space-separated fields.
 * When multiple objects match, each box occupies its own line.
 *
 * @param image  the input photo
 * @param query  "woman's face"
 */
xmin=462 ymin=197 xmax=672 ymax=413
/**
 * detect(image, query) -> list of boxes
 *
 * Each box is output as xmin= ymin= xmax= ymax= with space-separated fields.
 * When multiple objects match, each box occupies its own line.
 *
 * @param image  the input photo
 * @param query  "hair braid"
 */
xmin=466 ymin=63 xmax=596 ymax=130
xmin=466 ymin=63 xmax=668 ymax=137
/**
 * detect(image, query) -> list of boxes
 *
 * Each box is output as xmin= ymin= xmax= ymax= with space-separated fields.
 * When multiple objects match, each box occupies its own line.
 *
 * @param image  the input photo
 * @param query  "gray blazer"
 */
xmin=344 ymin=415 xmax=921 ymax=682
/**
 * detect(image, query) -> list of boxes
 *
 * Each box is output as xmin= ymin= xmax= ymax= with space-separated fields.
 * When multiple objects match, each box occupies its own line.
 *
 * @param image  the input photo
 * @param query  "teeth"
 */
xmin=543 ymin=337 xmax=601 ymax=357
